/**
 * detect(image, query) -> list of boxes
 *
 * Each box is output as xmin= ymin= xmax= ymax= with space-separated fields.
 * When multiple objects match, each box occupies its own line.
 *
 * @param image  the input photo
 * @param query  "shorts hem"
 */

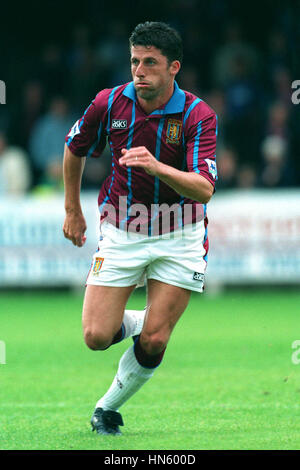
xmin=147 ymin=276 xmax=204 ymax=293
xmin=86 ymin=279 xmax=139 ymax=287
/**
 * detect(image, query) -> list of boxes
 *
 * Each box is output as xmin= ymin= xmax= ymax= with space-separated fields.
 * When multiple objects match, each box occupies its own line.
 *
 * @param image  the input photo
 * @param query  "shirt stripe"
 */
xmin=149 ymin=117 xmax=165 ymax=235
xmin=193 ymin=121 xmax=202 ymax=173
xmin=203 ymin=204 xmax=208 ymax=262
xmin=99 ymin=87 xmax=121 ymax=215
xmin=120 ymin=101 xmax=136 ymax=230
xmin=153 ymin=118 xmax=165 ymax=203
xmin=106 ymin=86 xmax=119 ymax=134
xmin=181 ymin=97 xmax=202 ymax=157
xmin=177 ymin=98 xmax=202 ymax=228
xmin=99 ymin=144 xmax=115 ymax=214
xmin=87 ymin=122 xmax=103 ymax=158
xmin=183 ymin=98 xmax=202 ymax=127
xmin=127 ymin=102 xmax=136 ymax=150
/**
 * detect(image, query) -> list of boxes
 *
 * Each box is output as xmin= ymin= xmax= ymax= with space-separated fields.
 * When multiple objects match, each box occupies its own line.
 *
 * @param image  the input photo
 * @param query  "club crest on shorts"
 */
xmin=92 ymin=257 xmax=104 ymax=275
xmin=166 ymin=119 xmax=182 ymax=144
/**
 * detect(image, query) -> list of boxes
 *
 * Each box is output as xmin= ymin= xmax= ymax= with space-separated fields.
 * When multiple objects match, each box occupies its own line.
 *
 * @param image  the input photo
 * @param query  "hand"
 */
xmin=63 ymin=210 xmax=87 ymax=247
xmin=119 ymin=146 xmax=161 ymax=176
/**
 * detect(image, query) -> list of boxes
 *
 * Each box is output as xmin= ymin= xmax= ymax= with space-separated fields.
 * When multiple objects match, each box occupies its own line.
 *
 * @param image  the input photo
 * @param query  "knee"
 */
xmin=139 ymin=330 xmax=168 ymax=355
xmin=83 ymin=327 xmax=112 ymax=351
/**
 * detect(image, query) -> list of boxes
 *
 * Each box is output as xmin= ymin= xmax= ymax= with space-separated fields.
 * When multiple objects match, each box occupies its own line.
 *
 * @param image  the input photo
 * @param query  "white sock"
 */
xmin=96 ymin=345 xmax=155 ymax=411
xmin=122 ymin=308 xmax=146 ymax=339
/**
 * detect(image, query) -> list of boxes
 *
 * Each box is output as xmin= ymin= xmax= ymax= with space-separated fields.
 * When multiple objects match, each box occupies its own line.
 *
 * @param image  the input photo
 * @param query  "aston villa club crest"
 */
xmin=166 ymin=119 xmax=182 ymax=144
xmin=92 ymin=257 xmax=104 ymax=275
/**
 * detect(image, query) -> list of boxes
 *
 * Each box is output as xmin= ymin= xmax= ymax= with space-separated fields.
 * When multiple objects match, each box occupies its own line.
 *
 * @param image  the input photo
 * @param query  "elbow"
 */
xmin=202 ymin=191 xmax=213 ymax=204
xmin=200 ymin=195 xmax=211 ymax=204
xmin=199 ymin=186 xmax=214 ymax=204
xmin=193 ymin=176 xmax=214 ymax=204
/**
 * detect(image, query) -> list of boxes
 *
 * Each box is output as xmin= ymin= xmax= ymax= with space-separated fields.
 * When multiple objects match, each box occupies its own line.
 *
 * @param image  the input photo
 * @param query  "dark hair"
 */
xmin=129 ymin=21 xmax=183 ymax=64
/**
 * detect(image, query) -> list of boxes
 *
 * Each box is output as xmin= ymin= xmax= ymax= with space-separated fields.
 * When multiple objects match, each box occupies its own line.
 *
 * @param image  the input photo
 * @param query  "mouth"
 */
xmin=135 ymin=82 xmax=151 ymax=88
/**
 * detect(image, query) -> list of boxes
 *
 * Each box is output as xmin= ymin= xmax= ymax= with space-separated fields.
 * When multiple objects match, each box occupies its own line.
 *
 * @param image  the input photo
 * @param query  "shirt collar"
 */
xmin=122 ymin=81 xmax=186 ymax=115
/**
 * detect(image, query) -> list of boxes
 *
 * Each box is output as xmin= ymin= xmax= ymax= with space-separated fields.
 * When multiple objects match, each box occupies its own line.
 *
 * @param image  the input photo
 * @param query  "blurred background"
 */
xmin=0 ymin=0 xmax=299 ymax=289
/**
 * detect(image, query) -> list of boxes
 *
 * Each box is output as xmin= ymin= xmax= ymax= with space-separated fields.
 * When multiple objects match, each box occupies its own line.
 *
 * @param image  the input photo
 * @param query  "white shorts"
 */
xmin=86 ymin=220 xmax=208 ymax=292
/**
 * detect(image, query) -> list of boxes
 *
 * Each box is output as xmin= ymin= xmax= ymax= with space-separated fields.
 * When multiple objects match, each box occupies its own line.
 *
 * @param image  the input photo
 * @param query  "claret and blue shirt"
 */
xmin=66 ymin=81 xmax=218 ymax=235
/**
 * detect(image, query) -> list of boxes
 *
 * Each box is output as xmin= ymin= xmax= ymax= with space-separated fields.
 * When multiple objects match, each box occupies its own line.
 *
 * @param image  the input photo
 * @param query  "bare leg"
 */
xmin=139 ymin=278 xmax=191 ymax=355
xmin=95 ymin=279 xmax=191 ymax=411
xmin=82 ymin=284 xmax=136 ymax=350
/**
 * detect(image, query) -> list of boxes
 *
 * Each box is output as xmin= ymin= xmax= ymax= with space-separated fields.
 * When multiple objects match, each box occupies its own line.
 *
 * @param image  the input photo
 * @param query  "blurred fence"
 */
xmin=0 ymin=193 xmax=99 ymax=287
xmin=207 ymin=189 xmax=300 ymax=286
xmin=0 ymin=190 xmax=300 ymax=287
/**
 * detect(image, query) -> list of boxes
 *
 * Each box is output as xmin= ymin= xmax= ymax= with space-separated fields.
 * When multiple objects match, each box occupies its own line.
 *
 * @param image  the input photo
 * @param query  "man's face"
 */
xmin=130 ymin=45 xmax=179 ymax=102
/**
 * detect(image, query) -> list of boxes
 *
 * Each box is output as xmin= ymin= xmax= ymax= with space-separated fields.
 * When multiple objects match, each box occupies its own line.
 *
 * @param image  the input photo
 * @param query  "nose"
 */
xmin=135 ymin=62 xmax=145 ymax=77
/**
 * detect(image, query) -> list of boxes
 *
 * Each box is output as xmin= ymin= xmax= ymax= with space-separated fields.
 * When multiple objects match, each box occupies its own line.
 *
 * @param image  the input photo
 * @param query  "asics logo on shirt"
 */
xmin=112 ymin=119 xmax=128 ymax=129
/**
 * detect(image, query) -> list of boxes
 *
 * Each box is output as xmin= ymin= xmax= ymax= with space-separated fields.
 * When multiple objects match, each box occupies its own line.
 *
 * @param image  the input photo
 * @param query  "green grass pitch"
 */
xmin=1 ymin=288 xmax=300 ymax=450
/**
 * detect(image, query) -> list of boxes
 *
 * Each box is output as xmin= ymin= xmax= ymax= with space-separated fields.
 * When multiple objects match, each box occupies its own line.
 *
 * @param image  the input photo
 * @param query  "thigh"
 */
xmin=82 ymin=284 xmax=136 ymax=336
xmin=147 ymin=221 xmax=207 ymax=293
xmin=86 ymin=221 xmax=149 ymax=288
xmin=143 ymin=279 xmax=191 ymax=339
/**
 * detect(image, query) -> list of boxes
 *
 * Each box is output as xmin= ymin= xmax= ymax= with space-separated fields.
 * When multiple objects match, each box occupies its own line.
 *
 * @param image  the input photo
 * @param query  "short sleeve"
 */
xmin=65 ymin=91 xmax=108 ymax=158
xmin=185 ymin=112 xmax=218 ymax=187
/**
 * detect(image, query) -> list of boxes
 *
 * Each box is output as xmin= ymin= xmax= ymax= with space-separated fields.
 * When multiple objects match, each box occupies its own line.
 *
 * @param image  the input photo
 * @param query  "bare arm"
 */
xmin=152 ymin=161 xmax=213 ymax=204
xmin=119 ymin=146 xmax=214 ymax=204
xmin=63 ymin=144 xmax=87 ymax=247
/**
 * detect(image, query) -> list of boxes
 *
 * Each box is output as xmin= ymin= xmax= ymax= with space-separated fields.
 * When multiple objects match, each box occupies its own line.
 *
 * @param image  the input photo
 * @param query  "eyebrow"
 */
xmin=131 ymin=56 xmax=157 ymax=63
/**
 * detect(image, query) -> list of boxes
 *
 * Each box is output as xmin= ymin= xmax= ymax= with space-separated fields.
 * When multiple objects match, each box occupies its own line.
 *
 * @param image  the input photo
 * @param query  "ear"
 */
xmin=169 ymin=60 xmax=181 ymax=77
